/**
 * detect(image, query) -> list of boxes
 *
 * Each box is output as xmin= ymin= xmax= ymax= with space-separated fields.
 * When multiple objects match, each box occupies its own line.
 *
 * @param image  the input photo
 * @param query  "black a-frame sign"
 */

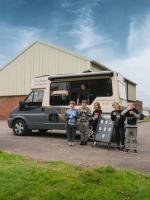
xmin=93 ymin=113 xmax=114 ymax=149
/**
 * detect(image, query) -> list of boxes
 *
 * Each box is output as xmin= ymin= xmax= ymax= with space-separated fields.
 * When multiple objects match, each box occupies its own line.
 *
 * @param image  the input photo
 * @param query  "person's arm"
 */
xmin=77 ymin=91 xmax=80 ymax=105
xmin=98 ymin=110 xmax=102 ymax=119
xmin=121 ymin=109 xmax=128 ymax=116
xmin=99 ymin=110 xmax=102 ymax=116
xmin=78 ymin=108 xmax=82 ymax=117
xmin=120 ymin=110 xmax=125 ymax=119
xmin=75 ymin=110 xmax=79 ymax=119
xmin=87 ymin=90 xmax=90 ymax=104
xmin=64 ymin=111 xmax=69 ymax=119
xmin=87 ymin=108 xmax=92 ymax=118
xmin=130 ymin=110 xmax=141 ymax=119
xmin=111 ymin=111 xmax=115 ymax=121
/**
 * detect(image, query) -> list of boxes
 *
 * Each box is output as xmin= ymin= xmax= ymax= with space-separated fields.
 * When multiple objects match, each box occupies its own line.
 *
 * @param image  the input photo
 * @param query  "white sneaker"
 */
xmin=68 ymin=142 xmax=72 ymax=146
xmin=71 ymin=142 xmax=74 ymax=146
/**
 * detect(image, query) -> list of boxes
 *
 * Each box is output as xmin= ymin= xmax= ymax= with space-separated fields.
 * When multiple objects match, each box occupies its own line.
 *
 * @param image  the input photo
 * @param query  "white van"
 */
xmin=8 ymin=71 xmax=127 ymax=135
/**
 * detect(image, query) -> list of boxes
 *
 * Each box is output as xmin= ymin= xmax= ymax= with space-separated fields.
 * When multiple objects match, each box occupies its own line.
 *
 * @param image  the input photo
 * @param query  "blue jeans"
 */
xmin=66 ymin=124 xmax=76 ymax=142
xmin=114 ymin=125 xmax=125 ymax=146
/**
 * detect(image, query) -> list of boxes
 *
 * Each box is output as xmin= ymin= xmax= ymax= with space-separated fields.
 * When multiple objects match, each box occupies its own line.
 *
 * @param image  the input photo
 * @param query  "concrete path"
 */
xmin=0 ymin=121 xmax=150 ymax=172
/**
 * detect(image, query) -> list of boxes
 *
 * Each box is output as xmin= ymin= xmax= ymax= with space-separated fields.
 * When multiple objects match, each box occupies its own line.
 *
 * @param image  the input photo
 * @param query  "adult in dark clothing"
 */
xmin=111 ymin=102 xmax=125 ymax=150
xmin=121 ymin=102 xmax=140 ymax=152
xmin=91 ymin=102 xmax=102 ymax=132
xmin=77 ymin=84 xmax=89 ymax=105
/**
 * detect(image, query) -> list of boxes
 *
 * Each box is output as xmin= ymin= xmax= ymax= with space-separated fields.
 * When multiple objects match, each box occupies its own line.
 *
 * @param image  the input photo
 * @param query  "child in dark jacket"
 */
xmin=121 ymin=102 xmax=140 ymax=152
xmin=64 ymin=101 xmax=79 ymax=146
xmin=111 ymin=102 xmax=125 ymax=150
xmin=91 ymin=102 xmax=102 ymax=132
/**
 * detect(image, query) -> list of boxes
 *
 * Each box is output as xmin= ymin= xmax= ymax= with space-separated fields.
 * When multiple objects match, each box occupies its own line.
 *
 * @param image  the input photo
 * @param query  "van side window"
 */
xmin=33 ymin=90 xmax=44 ymax=103
xmin=24 ymin=90 xmax=44 ymax=106
xmin=25 ymin=92 xmax=34 ymax=103
xmin=90 ymin=79 xmax=113 ymax=98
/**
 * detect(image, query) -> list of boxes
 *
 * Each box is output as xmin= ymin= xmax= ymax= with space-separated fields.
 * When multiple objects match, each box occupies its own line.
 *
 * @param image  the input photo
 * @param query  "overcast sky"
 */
xmin=0 ymin=0 xmax=150 ymax=107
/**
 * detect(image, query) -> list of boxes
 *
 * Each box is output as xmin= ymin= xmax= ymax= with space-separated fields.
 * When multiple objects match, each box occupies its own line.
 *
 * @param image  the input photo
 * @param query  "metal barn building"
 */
xmin=0 ymin=41 xmax=136 ymax=119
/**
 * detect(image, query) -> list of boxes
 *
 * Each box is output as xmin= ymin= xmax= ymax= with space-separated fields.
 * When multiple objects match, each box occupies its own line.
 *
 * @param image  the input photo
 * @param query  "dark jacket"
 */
xmin=111 ymin=109 xmax=125 ymax=127
xmin=121 ymin=108 xmax=140 ymax=126
xmin=91 ymin=109 xmax=102 ymax=131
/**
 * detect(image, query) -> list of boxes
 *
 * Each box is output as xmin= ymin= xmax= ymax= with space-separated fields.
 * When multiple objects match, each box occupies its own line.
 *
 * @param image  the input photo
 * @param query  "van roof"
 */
xmin=48 ymin=71 xmax=114 ymax=81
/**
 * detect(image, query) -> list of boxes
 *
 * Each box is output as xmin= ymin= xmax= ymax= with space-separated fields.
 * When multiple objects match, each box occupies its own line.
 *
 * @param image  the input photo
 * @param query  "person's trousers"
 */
xmin=125 ymin=127 xmax=137 ymax=150
xmin=66 ymin=124 xmax=76 ymax=142
xmin=79 ymin=122 xmax=90 ymax=143
xmin=114 ymin=125 xmax=125 ymax=146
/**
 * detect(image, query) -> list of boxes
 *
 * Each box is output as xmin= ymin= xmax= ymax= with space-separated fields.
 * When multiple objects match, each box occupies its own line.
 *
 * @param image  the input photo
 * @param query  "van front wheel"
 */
xmin=13 ymin=119 xmax=28 ymax=136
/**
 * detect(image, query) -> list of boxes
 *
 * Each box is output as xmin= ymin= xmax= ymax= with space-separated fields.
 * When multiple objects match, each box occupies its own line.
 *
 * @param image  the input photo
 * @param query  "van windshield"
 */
xmin=50 ymin=78 xmax=112 ymax=105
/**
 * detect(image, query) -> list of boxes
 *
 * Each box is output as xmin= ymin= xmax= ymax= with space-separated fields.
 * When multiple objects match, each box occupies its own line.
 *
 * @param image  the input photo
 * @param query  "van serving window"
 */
xmin=50 ymin=78 xmax=112 ymax=106
xmin=90 ymin=78 xmax=112 ymax=98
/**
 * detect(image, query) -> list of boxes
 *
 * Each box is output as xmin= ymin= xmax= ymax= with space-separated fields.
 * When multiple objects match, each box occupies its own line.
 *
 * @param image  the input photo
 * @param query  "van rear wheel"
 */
xmin=13 ymin=119 xmax=28 ymax=136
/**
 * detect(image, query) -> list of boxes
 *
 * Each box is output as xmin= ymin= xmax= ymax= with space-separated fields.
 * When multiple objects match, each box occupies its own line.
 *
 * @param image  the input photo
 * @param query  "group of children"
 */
xmin=64 ymin=100 xmax=140 ymax=152
xmin=64 ymin=100 xmax=101 ymax=146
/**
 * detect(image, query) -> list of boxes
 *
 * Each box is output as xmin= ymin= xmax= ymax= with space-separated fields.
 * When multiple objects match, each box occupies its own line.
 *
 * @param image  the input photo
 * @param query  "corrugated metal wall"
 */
xmin=0 ymin=41 xmax=92 ymax=96
xmin=0 ymin=41 xmax=136 ymax=99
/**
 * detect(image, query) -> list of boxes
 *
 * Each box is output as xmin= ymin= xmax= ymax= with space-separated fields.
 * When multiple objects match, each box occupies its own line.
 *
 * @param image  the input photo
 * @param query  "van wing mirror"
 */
xmin=19 ymin=101 xmax=23 ymax=111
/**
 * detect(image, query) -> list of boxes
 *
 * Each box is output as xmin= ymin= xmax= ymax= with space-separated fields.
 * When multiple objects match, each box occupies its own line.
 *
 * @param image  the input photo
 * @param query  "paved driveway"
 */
xmin=0 ymin=120 xmax=150 ymax=172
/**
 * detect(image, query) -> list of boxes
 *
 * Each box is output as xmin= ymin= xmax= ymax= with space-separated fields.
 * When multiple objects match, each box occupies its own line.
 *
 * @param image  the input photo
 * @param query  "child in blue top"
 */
xmin=64 ymin=101 xmax=79 ymax=146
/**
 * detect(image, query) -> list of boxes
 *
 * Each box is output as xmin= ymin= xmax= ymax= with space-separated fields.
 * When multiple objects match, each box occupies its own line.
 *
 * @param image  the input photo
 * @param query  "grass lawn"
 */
xmin=144 ymin=117 xmax=150 ymax=122
xmin=0 ymin=151 xmax=149 ymax=200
